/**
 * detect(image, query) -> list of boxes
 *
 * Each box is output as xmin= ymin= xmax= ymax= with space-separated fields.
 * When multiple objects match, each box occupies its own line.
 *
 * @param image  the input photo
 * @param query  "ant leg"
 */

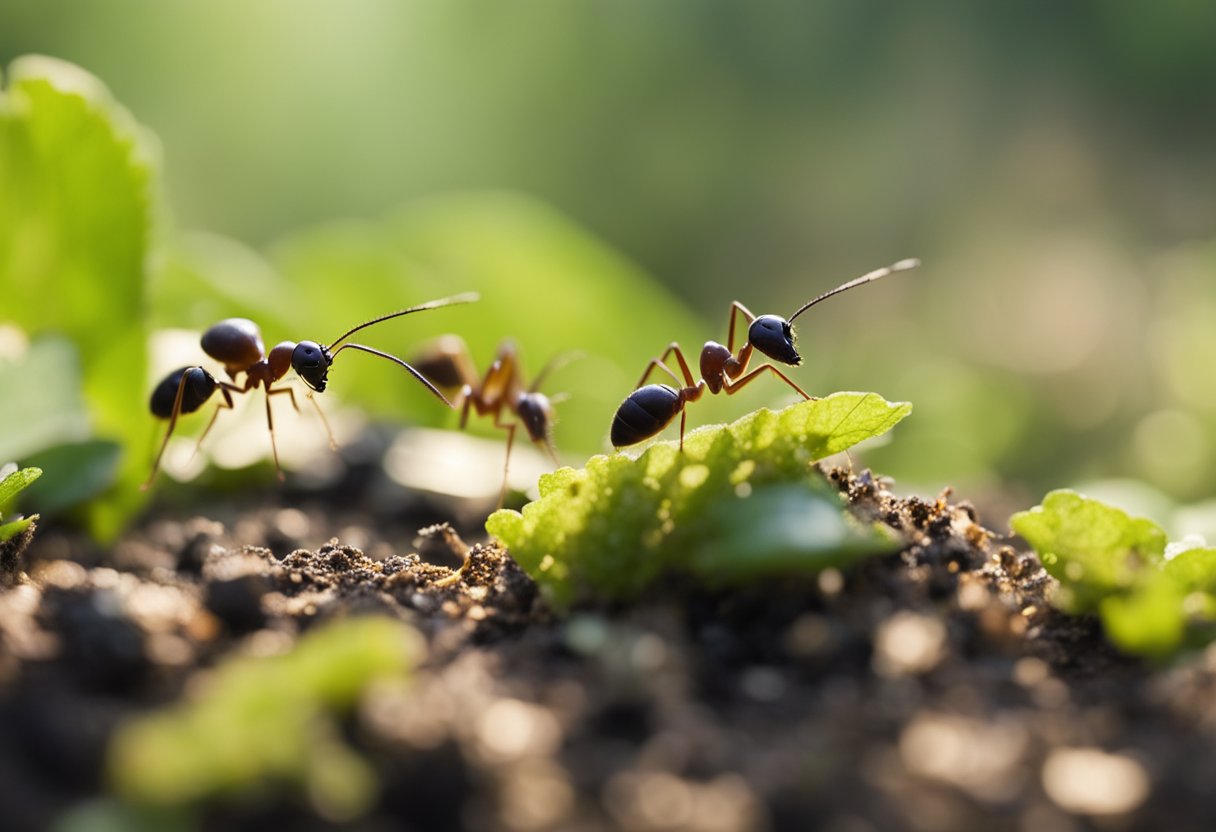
xmin=263 ymin=384 xmax=309 ymax=476
xmin=191 ymin=386 xmax=237 ymax=462
xmin=458 ymin=385 xmax=477 ymax=430
xmin=673 ymin=381 xmax=705 ymax=454
xmin=722 ymin=363 xmax=814 ymax=401
xmin=726 ymin=301 xmax=757 ymax=353
xmin=529 ymin=350 xmax=583 ymax=393
xmin=142 ymin=370 xmax=195 ymax=490
xmin=636 ymin=359 xmax=682 ymax=389
xmin=491 ymin=413 xmax=518 ymax=508
xmin=305 ymin=392 xmax=338 ymax=451
xmin=263 ymin=388 xmax=285 ymax=481
xmin=272 ymin=386 xmax=300 ymax=414
xmin=636 ymin=343 xmax=697 ymax=388
xmin=537 ymin=434 xmax=561 ymax=468
xmin=267 ymin=386 xmax=299 ymax=411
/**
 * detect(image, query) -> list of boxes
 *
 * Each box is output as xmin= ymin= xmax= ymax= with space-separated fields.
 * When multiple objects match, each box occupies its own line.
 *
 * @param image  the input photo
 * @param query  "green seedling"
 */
xmin=0 ymin=464 xmax=43 ymax=584
xmin=1011 ymin=489 xmax=1216 ymax=656
xmin=108 ymin=616 xmax=421 ymax=821
xmin=0 ymin=464 xmax=42 ymax=543
xmin=488 ymin=392 xmax=911 ymax=608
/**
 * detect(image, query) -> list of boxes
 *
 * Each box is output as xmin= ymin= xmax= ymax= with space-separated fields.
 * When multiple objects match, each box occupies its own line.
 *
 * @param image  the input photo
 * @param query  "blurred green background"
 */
xmin=3 ymin=0 xmax=1216 ymax=531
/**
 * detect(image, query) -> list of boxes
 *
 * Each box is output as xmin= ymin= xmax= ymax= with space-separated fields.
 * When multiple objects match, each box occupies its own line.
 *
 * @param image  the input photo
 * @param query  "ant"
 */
xmin=144 ymin=293 xmax=478 ymax=488
xmin=411 ymin=335 xmax=579 ymax=503
xmin=610 ymin=259 xmax=919 ymax=449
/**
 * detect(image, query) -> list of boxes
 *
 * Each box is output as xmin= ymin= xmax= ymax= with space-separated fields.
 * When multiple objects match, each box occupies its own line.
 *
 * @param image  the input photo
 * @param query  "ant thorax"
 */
xmin=267 ymin=342 xmax=295 ymax=382
xmin=699 ymin=341 xmax=737 ymax=393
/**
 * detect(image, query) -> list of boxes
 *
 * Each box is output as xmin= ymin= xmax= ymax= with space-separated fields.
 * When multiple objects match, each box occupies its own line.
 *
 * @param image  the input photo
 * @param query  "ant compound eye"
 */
xmin=298 ymin=345 xmax=320 ymax=366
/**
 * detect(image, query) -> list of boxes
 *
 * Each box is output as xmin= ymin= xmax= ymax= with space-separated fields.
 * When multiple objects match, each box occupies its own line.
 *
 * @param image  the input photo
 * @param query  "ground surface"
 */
xmin=3 ymin=456 xmax=1216 ymax=832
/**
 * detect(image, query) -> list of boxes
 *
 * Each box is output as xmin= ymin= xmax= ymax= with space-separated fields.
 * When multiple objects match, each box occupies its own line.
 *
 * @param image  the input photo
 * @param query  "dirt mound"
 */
xmin=1 ymin=466 xmax=1213 ymax=830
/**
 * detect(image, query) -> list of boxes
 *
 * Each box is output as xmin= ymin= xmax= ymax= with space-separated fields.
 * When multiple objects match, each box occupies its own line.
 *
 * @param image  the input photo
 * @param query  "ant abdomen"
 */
xmin=150 ymin=367 xmax=218 ymax=418
xmin=611 ymin=384 xmax=682 ymax=448
xmin=201 ymin=318 xmax=265 ymax=371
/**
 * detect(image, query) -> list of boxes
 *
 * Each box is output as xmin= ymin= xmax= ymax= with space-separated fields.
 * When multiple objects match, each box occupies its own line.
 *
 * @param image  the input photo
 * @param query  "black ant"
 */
xmin=144 ymin=293 xmax=478 ymax=488
xmin=610 ymin=259 xmax=919 ymax=449
xmin=412 ymin=336 xmax=578 ymax=503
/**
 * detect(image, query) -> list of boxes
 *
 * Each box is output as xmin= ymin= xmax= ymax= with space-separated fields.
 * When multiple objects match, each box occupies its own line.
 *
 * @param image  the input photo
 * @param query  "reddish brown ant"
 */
xmin=144 ymin=293 xmax=478 ymax=488
xmin=411 ymin=336 xmax=579 ymax=503
xmin=610 ymin=259 xmax=919 ymax=449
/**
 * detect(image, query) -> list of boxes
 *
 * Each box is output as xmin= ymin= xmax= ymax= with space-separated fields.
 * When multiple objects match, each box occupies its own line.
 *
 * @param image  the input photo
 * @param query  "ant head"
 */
xmin=748 ymin=314 xmax=800 ymax=365
xmin=292 ymin=341 xmax=333 ymax=392
xmin=515 ymin=392 xmax=554 ymax=444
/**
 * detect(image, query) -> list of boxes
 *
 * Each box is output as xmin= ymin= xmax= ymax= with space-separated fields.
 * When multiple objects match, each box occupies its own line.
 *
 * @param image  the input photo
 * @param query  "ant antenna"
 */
xmin=787 ymin=259 xmax=919 ymax=323
xmin=528 ymin=350 xmax=585 ymax=393
xmin=331 ymin=343 xmax=456 ymax=406
xmin=327 ymin=292 xmax=480 ymax=349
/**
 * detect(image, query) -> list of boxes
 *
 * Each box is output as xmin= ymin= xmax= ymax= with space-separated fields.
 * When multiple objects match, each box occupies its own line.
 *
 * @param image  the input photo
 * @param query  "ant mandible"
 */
xmin=412 ymin=336 xmax=578 ymax=503
xmin=610 ymin=259 xmax=919 ymax=449
xmin=144 ymin=292 xmax=478 ymax=489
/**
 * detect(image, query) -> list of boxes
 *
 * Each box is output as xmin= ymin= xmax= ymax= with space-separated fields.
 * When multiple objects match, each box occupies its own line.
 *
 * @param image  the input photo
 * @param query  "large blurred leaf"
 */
xmin=269 ymin=193 xmax=710 ymax=457
xmin=109 ymin=616 xmax=421 ymax=820
xmin=21 ymin=440 xmax=122 ymax=516
xmin=0 ymin=56 xmax=157 ymax=538
xmin=0 ymin=336 xmax=90 ymax=463
xmin=151 ymin=231 xmax=293 ymax=335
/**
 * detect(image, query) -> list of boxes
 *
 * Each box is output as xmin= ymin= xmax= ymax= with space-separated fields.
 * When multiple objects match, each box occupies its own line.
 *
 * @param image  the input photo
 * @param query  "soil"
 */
xmin=3 ymin=450 xmax=1216 ymax=832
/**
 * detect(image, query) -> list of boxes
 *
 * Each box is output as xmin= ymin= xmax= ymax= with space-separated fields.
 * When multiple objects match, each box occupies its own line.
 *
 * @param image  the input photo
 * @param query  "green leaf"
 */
xmin=0 ymin=465 xmax=42 ymax=516
xmin=0 ymin=56 xmax=157 ymax=539
xmin=1098 ymin=573 xmax=1188 ymax=657
xmin=0 ymin=516 xmax=36 ymax=544
xmin=1163 ymin=545 xmax=1216 ymax=593
xmin=1009 ymin=489 xmax=1168 ymax=612
xmin=55 ymin=801 xmax=194 ymax=832
xmin=487 ymin=392 xmax=911 ymax=607
xmin=1011 ymin=490 xmax=1216 ymax=657
xmin=0 ymin=465 xmax=41 ymax=544
xmin=690 ymin=484 xmax=902 ymax=582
